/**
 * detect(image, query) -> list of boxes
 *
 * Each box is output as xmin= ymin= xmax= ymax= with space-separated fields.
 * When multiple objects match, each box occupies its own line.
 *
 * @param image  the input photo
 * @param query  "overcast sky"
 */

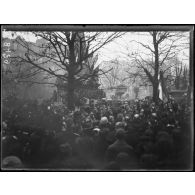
xmin=3 ymin=31 xmax=189 ymax=67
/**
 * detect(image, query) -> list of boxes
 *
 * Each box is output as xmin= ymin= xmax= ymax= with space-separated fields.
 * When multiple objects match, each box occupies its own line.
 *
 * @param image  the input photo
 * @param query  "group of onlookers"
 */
xmin=2 ymin=95 xmax=192 ymax=170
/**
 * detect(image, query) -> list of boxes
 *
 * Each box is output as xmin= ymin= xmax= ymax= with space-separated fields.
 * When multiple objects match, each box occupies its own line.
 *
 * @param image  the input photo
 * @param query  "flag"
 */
xmin=159 ymin=81 xmax=163 ymax=100
xmin=158 ymin=72 xmax=163 ymax=100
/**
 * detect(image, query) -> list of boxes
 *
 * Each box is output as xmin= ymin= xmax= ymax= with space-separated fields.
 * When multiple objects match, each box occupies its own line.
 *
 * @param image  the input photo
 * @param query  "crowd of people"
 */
xmin=2 ymin=94 xmax=192 ymax=170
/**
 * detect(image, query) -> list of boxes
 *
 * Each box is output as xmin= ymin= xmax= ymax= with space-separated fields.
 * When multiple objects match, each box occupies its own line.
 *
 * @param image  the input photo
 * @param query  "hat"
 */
xmin=115 ymin=122 xmax=125 ymax=129
xmin=93 ymin=127 xmax=101 ymax=132
xmin=100 ymin=117 xmax=108 ymax=125
xmin=151 ymin=113 xmax=157 ymax=117
xmin=93 ymin=127 xmax=101 ymax=136
xmin=2 ymin=156 xmax=23 ymax=168
xmin=134 ymin=114 xmax=139 ymax=118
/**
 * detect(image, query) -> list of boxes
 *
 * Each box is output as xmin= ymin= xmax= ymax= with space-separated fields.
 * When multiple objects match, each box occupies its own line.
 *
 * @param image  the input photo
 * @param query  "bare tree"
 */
xmin=12 ymin=32 xmax=125 ymax=109
xmin=165 ymin=57 xmax=189 ymax=90
xmin=100 ymin=59 xmax=128 ymax=89
xmin=123 ymin=31 xmax=189 ymax=102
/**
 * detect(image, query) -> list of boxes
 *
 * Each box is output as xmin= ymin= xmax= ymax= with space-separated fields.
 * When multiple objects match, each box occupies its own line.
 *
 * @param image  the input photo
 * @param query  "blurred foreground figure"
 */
xmin=2 ymin=156 xmax=24 ymax=169
xmin=105 ymin=128 xmax=138 ymax=169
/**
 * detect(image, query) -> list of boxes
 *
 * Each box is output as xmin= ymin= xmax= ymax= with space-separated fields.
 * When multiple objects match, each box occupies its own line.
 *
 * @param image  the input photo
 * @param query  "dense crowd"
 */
xmin=2 ymin=95 xmax=192 ymax=170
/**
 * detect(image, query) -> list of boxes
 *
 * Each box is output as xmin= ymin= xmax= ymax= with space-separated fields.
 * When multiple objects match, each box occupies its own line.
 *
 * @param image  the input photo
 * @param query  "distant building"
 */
xmin=100 ymin=60 xmax=153 ymax=100
xmin=102 ymin=84 xmax=153 ymax=100
xmin=2 ymin=36 xmax=58 ymax=103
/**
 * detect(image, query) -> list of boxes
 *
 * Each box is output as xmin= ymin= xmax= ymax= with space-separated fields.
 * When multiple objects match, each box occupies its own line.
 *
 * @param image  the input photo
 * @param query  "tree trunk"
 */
xmin=67 ymin=76 xmax=75 ymax=110
xmin=175 ymin=76 xmax=180 ymax=89
xmin=152 ymin=81 xmax=159 ymax=103
xmin=153 ymin=31 xmax=159 ymax=104
xmin=67 ymin=40 xmax=76 ymax=110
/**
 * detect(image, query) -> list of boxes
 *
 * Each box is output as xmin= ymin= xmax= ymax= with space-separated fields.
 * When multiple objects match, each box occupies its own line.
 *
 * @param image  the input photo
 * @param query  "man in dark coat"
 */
xmin=105 ymin=128 xmax=137 ymax=164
